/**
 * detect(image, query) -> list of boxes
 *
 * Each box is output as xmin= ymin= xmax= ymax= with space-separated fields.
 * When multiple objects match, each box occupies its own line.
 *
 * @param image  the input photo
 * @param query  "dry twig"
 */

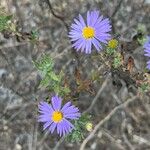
xmin=80 ymin=95 xmax=138 ymax=150
xmin=83 ymin=76 xmax=110 ymax=114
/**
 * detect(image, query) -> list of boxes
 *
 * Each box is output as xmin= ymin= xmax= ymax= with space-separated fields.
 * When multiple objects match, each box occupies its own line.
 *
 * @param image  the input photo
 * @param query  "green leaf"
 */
xmin=106 ymin=47 xmax=116 ymax=55
xmin=62 ymin=87 xmax=71 ymax=94
xmin=31 ymin=29 xmax=38 ymax=40
xmin=5 ymin=15 xmax=12 ymax=20
xmin=0 ymin=15 xmax=12 ymax=31
xmin=139 ymin=82 xmax=150 ymax=93
xmin=113 ymin=53 xmax=122 ymax=68
xmin=33 ymin=54 xmax=70 ymax=95
xmin=66 ymin=114 xmax=91 ymax=143
xmin=33 ymin=55 xmax=54 ymax=73
xmin=49 ymin=72 xmax=60 ymax=81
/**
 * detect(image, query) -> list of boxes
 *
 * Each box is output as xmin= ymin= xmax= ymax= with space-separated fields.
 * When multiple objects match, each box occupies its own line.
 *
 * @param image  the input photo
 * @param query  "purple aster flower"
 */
xmin=144 ymin=36 xmax=150 ymax=70
xmin=38 ymin=95 xmax=81 ymax=136
xmin=69 ymin=10 xmax=112 ymax=54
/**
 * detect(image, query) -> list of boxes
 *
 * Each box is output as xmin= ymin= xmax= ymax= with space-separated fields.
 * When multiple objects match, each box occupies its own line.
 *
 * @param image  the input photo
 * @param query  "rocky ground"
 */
xmin=0 ymin=0 xmax=150 ymax=150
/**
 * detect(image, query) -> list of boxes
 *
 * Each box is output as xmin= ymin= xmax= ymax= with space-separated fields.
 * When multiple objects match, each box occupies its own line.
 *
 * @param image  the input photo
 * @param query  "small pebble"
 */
xmin=3 ymin=126 xmax=8 ymax=131
xmin=15 ymin=144 xmax=22 ymax=150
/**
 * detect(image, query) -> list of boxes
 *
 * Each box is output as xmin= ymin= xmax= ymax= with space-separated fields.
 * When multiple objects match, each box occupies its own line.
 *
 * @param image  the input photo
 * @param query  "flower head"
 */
xmin=108 ymin=39 xmax=118 ymax=49
xmin=144 ymin=36 xmax=150 ymax=70
xmin=38 ymin=95 xmax=81 ymax=136
xmin=69 ymin=10 xmax=112 ymax=54
xmin=85 ymin=122 xmax=93 ymax=132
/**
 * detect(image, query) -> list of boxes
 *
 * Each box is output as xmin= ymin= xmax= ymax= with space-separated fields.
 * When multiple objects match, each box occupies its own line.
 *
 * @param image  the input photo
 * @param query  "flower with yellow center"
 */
xmin=52 ymin=111 xmax=63 ymax=123
xmin=38 ymin=95 xmax=81 ymax=136
xmin=82 ymin=27 xmax=95 ymax=39
xmin=85 ymin=122 xmax=93 ymax=132
xmin=69 ymin=11 xmax=112 ymax=54
xmin=108 ymin=39 xmax=118 ymax=49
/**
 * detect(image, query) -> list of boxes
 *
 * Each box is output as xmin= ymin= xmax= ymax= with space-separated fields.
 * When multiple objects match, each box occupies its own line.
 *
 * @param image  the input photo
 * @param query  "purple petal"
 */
xmin=51 ymin=95 xmax=62 ymax=110
xmin=70 ymin=23 xmax=82 ymax=31
xmin=64 ymin=119 xmax=74 ymax=131
xmin=43 ymin=121 xmax=53 ymax=130
xmin=38 ymin=115 xmax=51 ymax=122
xmin=72 ymin=38 xmax=84 ymax=49
xmin=76 ymin=38 xmax=85 ymax=51
xmin=85 ymin=39 xmax=92 ymax=54
xmin=96 ymin=18 xmax=110 ymax=27
xmin=144 ymin=36 xmax=150 ymax=71
xmin=49 ymin=122 xmax=57 ymax=134
xmin=87 ymin=11 xmax=91 ymax=26
xmin=79 ymin=14 xmax=86 ymax=27
xmin=56 ymin=119 xmax=74 ymax=136
xmin=64 ymin=112 xmax=81 ymax=119
xmin=146 ymin=63 xmax=150 ymax=70
xmin=68 ymin=33 xmax=82 ymax=42
xmin=62 ymin=105 xmax=80 ymax=115
xmin=94 ymin=15 xmax=103 ymax=26
xmin=57 ymin=121 xmax=65 ymax=136
xmin=74 ymin=18 xmax=84 ymax=29
xmin=81 ymin=40 xmax=86 ymax=53
xmin=61 ymin=102 xmax=71 ymax=112
xmin=95 ymin=25 xmax=111 ymax=32
xmin=69 ymin=31 xmax=81 ymax=36
xmin=90 ymin=11 xmax=99 ymax=27
xmin=95 ymin=34 xmax=111 ymax=43
xmin=144 ymin=53 xmax=150 ymax=57
xmin=92 ymin=38 xmax=102 ymax=51
xmin=88 ymin=11 xmax=95 ymax=26
xmin=38 ymin=102 xmax=54 ymax=114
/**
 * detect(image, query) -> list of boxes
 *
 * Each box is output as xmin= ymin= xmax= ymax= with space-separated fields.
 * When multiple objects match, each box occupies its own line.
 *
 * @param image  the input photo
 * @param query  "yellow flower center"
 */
xmin=85 ymin=122 xmax=93 ymax=132
xmin=82 ymin=27 xmax=95 ymax=39
xmin=108 ymin=39 xmax=118 ymax=49
xmin=52 ymin=111 xmax=63 ymax=123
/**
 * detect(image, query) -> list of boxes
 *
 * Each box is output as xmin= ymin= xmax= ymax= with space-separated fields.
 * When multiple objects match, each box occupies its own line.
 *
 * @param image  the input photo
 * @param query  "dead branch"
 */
xmin=80 ymin=95 xmax=138 ymax=150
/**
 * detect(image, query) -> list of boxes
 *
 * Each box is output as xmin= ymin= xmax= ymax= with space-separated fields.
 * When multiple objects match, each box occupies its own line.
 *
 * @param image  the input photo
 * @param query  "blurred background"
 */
xmin=0 ymin=0 xmax=150 ymax=150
